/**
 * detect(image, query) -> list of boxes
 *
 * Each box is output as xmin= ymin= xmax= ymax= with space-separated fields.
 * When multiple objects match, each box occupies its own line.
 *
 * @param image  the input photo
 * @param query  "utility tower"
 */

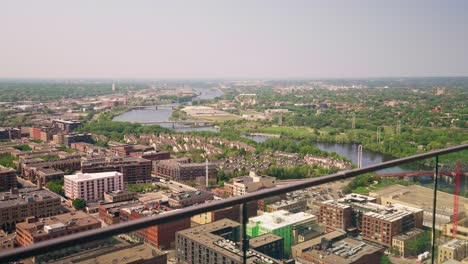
xmin=357 ymin=144 xmax=363 ymax=168
xmin=377 ymin=127 xmax=382 ymax=144
xmin=278 ymin=113 xmax=283 ymax=126
xmin=396 ymin=120 xmax=401 ymax=135
xmin=205 ymin=159 xmax=209 ymax=188
xmin=352 ymin=113 xmax=356 ymax=129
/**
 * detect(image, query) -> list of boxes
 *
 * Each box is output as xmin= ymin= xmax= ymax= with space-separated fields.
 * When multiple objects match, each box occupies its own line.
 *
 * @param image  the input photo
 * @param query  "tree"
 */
xmin=380 ymin=255 xmax=392 ymax=264
xmin=46 ymin=179 xmax=64 ymax=197
xmin=406 ymin=231 xmax=431 ymax=256
xmin=72 ymin=198 xmax=86 ymax=210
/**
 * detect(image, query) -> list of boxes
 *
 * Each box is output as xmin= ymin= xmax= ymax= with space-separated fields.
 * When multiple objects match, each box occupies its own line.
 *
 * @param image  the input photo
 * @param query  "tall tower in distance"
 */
xmin=112 ymin=83 xmax=116 ymax=91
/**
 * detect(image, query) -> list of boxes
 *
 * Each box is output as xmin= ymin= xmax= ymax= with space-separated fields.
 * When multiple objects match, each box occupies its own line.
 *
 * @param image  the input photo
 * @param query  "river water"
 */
xmin=241 ymin=134 xmax=416 ymax=174
xmin=112 ymin=88 xmax=221 ymax=132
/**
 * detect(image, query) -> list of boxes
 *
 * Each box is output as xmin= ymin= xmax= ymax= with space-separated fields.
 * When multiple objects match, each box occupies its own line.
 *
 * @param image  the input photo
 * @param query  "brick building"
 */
xmin=154 ymin=158 xmax=217 ymax=185
xmin=176 ymin=219 xmax=283 ymax=264
xmin=129 ymin=150 xmax=171 ymax=161
xmin=15 ymin=211 xmax=101 ymax=246
xmin=81 ymin=156 xmax=152 ymax=184
xmin=120 ymin=205 xmax=191 ymax=249
xmin=296 ymin=237 xmax=384 ymax=264
xmin=168 ymin=190 xmax=214 ymax=208
xmin=191 ymin=201 xmax=258 ymax=225
xmin=361 ymin=204 xmax=423 ymax=247
xmin=0 ymin=230 xmax=15 ymax=252
xmin=0 ymin=188 xmax=62 ymax=231
xmin=0 ymin=166 xmax=17 ymax=191
xmin=0 ymin=127 xmax=21 ymax=140
xmin=52 ymin=119 xmax=82 ymax=133
xmin=110 ymin=144 xmax=154 ymax=157
xmin=36 ymin=167 xmax=64 ymax=186
xmin=103 ymin=190 xmax=137 ymax=203
xmin=318 ymin=200 xmax=353 ymax=230
xmin=19 ymin=153 xmax=81 ymax=183
xmin=53 ymin=133 xmax=93 ymax=146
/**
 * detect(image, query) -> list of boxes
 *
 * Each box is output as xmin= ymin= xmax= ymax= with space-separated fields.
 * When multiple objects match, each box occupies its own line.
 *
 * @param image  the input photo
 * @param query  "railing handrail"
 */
xmin=0 ymin=144 xmax=466 ymax=262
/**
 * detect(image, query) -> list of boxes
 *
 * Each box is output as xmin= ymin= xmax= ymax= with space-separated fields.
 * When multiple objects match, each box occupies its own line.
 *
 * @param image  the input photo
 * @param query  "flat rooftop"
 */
xmin=74 ymin=243 xmax=165 ymax=264
xmin=65 ymin=171 xmax=122 ymax=182
xmin=440 ymin=239 xmax=468 ymax=250
xmin=321 ymin=200 xmax=352 ymax=209
xmin=249 ymin=233 xmax=283 ymax=248
xmin=393 ymin=228 xmax=424 ymax=242
xmin=0 ymin=166 xmax=15 ymax=173
xmin=302 ymin=237 xmax=383 ymax=264
xmin=16 ymin=211 xmax=100 ymax=237
xmin=178 ymin=219 xmax=281 ymax=264
xmin=0 ymin=188 xmax=61 ymax=209
xmin=292 ymin=230 xmax=347 ymax=253
xmin=370 ymin=184 xmax=468 ymax=216
xmin=248 ymin=210 xmax=316 ymax=230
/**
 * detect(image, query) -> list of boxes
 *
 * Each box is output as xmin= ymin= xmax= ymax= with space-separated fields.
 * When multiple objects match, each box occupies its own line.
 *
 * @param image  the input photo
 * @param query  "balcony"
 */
xmin=0 ymin=144 xmax=466 ymax=264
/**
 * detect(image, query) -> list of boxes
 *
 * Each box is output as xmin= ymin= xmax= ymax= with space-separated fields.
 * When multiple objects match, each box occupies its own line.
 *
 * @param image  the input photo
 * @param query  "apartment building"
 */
xmin=0 ymin=230 xmax=15 ymax=252
xmin=391 ymin=228 xmax=425 ymax=257
xmin=176 ymin=219 xmax=283 ymax=264
xmin=224 ymin=171 xmax=276 ymax=196
xmin=64 ymin=171 xmax=124 ymax=202
xmin=0 ymin=166 xmax=17 ymax=191
xmin=438 ymin=239 xmax=468 ymax=264
xmin=0 ymin=127 xmax=21 ymax=140
xmin=36 ymin=167 xmax=64 ymax=186
xmin=52 ymin=119 xmax=82 ymax=133
xmin=0 ymin=188 xmax=62 ymax=231
xmin=155 ymin=158 xmax=217 ymax=185
xmin=267 ymin=196 xmax=307 ymax=213
xmin=81 ymin=156 xmax=152 ymax=184
xmin=318 ymin=200 xmax=353 ymax=230
xmin=15 ymin=211 xmax=101 ymax=246
xmin=52 ymin=133 xmax=92 ymax=146
xmin=120 ymin=205 xmax=191 ymax=249
xmin=362 ymin=203 xmax=423 ymax=247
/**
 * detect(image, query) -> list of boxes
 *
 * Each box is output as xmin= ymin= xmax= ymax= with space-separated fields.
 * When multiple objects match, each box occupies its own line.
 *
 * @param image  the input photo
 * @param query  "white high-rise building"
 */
xmin=64 ymin=171 xmax=123 ymax=202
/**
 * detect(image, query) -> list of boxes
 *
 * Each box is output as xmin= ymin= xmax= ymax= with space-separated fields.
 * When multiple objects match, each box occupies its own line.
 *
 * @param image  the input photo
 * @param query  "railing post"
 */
xmin=431 ymin=155 xmax=439 ymax=264
xmin=241 ymin=202 xmax=249 ymax=264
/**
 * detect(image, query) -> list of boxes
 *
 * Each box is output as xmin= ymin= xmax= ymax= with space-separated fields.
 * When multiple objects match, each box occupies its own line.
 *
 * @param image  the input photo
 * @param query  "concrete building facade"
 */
xmin=224 ymin=171 xmax=276 ymax=196
xmin=64 ymin=171 xmax=124 ymax=202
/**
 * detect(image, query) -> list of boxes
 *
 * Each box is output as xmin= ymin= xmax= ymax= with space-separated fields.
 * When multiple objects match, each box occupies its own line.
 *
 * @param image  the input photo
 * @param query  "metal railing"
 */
xmin=0 ymin=144 xmax=466 ymax=263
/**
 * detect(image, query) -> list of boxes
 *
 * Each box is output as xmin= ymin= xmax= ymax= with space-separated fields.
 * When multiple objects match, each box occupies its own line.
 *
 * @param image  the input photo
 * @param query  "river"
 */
xmin=241 ymin=134 xmax=418 ymax=174
xmin=112 ymin=88 xmax=222 ymax=132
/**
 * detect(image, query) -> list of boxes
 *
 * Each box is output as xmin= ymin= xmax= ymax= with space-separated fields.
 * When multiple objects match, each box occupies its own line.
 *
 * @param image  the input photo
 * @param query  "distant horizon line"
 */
xmin=0 ymin=75 xmax=467 ymax=81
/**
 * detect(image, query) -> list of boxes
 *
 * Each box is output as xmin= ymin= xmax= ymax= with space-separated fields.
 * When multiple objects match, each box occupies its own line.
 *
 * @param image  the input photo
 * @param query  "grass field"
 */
xmin=243 ymin=126 xmax=315 ymax=138
xmin=197 ymin=115 xmax=241 ymax=121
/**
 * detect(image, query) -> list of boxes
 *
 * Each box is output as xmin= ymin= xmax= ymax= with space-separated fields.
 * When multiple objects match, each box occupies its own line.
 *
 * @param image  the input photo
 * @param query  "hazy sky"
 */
xmin=1 ymin=0 xmax=467 ymax=79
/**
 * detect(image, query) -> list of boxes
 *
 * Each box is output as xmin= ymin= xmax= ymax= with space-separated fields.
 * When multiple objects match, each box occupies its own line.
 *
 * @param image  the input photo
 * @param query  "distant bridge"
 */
xmin=130 ymin=105 xmax=176 ymax=110
xmin=134 ymin=120 xmax=215 ymax=128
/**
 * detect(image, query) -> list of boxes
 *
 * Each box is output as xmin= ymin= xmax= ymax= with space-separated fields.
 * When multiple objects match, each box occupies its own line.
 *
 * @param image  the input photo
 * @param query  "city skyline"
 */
xmin=1 ymin=0 xmax=468 ymax=79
